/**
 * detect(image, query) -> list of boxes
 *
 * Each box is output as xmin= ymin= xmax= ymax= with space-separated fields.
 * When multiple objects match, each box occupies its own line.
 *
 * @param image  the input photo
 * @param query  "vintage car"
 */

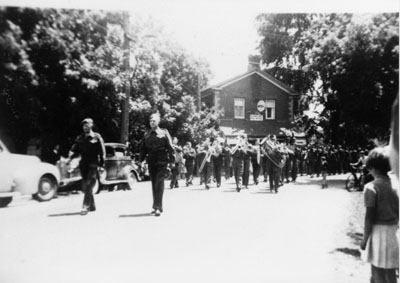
xmin=57 ymin=142 xmax=145 ymax=193
xmin=0 ymin=139 xmax=60 ymax=207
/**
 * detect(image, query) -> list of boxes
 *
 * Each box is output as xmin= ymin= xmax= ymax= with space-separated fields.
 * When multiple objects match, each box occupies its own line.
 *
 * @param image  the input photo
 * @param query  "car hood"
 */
xmin=1 ymin=152 xmax=41 ymax=164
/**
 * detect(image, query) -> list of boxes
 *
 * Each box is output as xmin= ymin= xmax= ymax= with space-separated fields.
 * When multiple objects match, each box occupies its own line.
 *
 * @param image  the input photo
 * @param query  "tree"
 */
xmin=255 ymin=13 xmax=399 ymax=146
xmin=0 ymin=7 xmax=214 ymax=155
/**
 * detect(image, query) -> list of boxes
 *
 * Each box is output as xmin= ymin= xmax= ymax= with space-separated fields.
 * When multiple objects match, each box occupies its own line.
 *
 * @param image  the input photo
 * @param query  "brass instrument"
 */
xmin=198 ymin=141 xmax=214 ymax=173
xmin=263 ymin=136 xmax=285 ymax=168
xmin=231 ymin=139 xmax=245 ymax=155
xmin=242 ymin=141 xmax=252 ymax=154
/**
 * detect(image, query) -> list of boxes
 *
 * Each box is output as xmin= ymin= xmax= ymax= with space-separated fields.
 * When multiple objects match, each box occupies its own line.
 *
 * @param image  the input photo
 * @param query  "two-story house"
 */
xmin=201 ymin=63 xmax=300 ymax=144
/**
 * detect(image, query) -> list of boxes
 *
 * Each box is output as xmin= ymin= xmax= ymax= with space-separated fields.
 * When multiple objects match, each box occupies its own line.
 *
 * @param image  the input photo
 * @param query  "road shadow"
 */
xmin=119 ymin=213 xmax=153 ymax=218
xmin=331 ymin=247 xmax=361 ymax=258
xmin=292 ymin=178 xmax=347 ymax=189
xmin=48 ymin=212 xmax=82 ymax=217
xmin=222 ymin=189 xmax=240 ymax=193
xmin=252 ymin=190 xmax=276 ymax=194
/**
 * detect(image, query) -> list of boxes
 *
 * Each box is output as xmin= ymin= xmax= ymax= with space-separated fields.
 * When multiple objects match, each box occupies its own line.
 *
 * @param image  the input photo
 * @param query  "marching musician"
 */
xmin=281 ymin=140 xmax=292 ymax=184
xmin=183 ymin=141 xmax=196 ymax=186
xmin=211 ymin=138 xmax=224 ymax=187
xmin=231 ymin=134 xmax=246 ymax=192
xmin=250 ymin=139 xmax=261 ymax=185
xmin=260 ymin=137 xmax=269 ymax=183
xmin=169 ymin=137 xmax=183 ymax=189
xmin=198 ymin=137 xmax=213 ymax=189
xmin=262 ymin=134 xmax=284 ymax=193
xmin=242 ymin=135 xmax=253 ymax=189
xmin=223 ymin=144 xmax=232 ymax=180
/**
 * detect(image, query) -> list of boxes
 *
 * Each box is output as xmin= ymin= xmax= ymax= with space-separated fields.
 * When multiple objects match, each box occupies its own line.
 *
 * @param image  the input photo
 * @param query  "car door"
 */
xmin=0 ymin=141 xmax=15 ymax=192
xmin=114 ymin=146 xmax=131 ymax=179
xmin=104 ymin=145 xmax=118 ymax=180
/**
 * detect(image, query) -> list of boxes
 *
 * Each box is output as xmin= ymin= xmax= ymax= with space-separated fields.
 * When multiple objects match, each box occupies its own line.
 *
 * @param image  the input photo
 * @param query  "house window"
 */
xmin=234 ymin=98 xmax=245 ymax=119
xmin=265 ymin=100 xmax=275 ymax=119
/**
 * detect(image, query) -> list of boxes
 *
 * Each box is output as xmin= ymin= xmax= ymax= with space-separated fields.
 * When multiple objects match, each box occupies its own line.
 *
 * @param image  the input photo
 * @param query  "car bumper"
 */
xmin=0 ymin=192 xmax=21 ymax=198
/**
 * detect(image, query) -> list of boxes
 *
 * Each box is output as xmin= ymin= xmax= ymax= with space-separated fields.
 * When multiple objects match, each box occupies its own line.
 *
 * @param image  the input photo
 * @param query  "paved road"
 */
xmin=0 ymin=174 xmax=371 ymax=283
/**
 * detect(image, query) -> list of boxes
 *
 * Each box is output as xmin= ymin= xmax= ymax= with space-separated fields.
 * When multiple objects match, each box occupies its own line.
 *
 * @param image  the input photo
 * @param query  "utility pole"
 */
xmin=197 ymin=73 xmax=201 ymax=111
xmin=120 ymin=11 xmax=130 ymax=144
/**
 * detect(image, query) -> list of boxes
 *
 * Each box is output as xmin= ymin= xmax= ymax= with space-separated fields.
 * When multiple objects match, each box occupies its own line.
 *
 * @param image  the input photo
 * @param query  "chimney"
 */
xmin=248 ymin=55 xmax=261 ymax=72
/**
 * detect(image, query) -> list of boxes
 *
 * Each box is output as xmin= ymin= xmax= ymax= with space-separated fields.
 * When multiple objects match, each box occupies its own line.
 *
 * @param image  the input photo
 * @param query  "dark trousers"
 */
xmin=261 ymin=156 xmax=268 ymax=181
xmin=242 ymin=159 xmax=251 ymax=186
xmin=170 ymin=164 xmax=179 ymax=188
xmin=213 ymin=162 xmax=223 ymax=186
xmin=251 ymin=159 xmax=260 ymax=184
xmin=370 ymin=265 xmax=397 ymax=283
xmin=291 ymin=159 xmax=298 ymax=181
xmin=80 ymin=164 xmax=98 ymax=211
xmin=185 ymin=163 xmax=194 ymax=185
xmin=232 ymin=158 xmax=244 ymax=189
xmin=201 ymin=161 xmax=213 ymax=188
xmin=283 ymin=157 xmax=291 ymax=182
xmin=224 ymin=160 xmax=232 ymax=179
xmin=267 ymin=163 xmax=281 ymax=191
xmin=148 ymin=161 xmax=168 ymax=211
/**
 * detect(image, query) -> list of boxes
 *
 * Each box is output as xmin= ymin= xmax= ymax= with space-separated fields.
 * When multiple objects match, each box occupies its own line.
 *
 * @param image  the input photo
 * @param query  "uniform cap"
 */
xmin=81 ymin=118 xmax=94 ymax=125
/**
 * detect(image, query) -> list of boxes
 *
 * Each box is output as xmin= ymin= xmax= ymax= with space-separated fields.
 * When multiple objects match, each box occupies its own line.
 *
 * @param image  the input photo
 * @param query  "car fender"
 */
xmin=120 ymin=165 xmax=141 ymax=181
xmin=13 ymin=162 xmax=60 ymax=195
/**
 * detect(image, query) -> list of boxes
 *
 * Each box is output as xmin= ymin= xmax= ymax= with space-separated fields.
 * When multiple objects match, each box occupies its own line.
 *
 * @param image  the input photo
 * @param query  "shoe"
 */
xmin=151 ymin=209 xmax=156 ymax=214
xmin=217 ymin=183 xmax=220 ymax=188
xmin=80 ymin=209 xmax=88 ymax=216
xmin=236 ymin=186 xmax=241 ymax=192
xmin=255 ymin=181 xmax=258 ymax=185
xmin=205 ymin=185 xmax=210 ymax=190
xmin=155 ymin=209 xmax=161 ymax=216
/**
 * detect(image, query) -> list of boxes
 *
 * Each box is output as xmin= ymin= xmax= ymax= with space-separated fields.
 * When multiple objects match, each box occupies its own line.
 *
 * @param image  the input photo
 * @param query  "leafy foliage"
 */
xmin=0 ymin=7 xmax=214 ymax=155
xmin=256 ymin=13 xmax=399 ymax=146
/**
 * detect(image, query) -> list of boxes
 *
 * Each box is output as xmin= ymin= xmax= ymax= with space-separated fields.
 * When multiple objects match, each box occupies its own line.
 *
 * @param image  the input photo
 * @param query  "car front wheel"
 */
xmin=92 ymin=178 xmax=101 ymax=194
xmin=127 ymin=171 xmax=138 ymax=190
xmin=34 ymin=175 xmax=58 ymax=201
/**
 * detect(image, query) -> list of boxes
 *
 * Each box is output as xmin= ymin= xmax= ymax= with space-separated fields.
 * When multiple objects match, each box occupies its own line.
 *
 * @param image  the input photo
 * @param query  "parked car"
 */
xmin=0 ymin=139 xmax=60 ymax=207
xmin=57 ymin=143 xmax=144 ymax=193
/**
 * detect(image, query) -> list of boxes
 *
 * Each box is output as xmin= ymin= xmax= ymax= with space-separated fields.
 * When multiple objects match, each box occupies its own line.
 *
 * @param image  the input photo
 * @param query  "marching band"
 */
xmin=166 ymin=132 xmax=297 ymax=193
xmin=165 ymin=132 xmax=363 ymax=193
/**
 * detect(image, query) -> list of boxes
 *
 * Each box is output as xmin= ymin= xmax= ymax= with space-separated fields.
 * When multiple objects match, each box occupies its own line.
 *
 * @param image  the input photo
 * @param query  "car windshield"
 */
xmin=114 ymin=147 xmax=126 ymax=157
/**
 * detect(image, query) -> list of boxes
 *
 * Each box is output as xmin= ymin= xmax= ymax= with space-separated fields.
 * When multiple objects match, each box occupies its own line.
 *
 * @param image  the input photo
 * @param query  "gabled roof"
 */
xmin=202 ymin=69 xmax=299 ymax=96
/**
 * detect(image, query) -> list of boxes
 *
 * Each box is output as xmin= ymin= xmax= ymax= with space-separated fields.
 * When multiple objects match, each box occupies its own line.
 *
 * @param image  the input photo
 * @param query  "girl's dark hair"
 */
xmin=365 ymin=147 xmax=391 ymax=174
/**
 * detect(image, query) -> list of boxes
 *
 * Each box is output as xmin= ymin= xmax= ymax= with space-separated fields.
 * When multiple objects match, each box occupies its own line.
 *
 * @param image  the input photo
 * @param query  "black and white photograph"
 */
xmin=0 ymin=0 xmax=398 ymax=282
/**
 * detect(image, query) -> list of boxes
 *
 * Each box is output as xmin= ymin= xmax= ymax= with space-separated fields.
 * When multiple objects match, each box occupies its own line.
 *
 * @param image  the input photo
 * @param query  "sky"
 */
xmin=1 ymin=0 xmax=399 ymax=84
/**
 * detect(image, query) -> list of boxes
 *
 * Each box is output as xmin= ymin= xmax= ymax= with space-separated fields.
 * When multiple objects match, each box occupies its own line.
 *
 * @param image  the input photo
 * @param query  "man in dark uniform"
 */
xmin=211 ymin=139 xmax=224 ymax=187
xmin=183 ymin=141 xmax=196 ymax=186
xmin=262 ymin=135 xmax=284 ymax=193
xmin=169 ymin=137 xmax=182 ymax=189
xmin=242 ymin=135 xmax=252 ymax=189
xmin=66 ymin=118 xmax=105 ymax=215
xmin=198 ymin=138 xmax=213 ymax=189
xmin=223 ymin=144 xmax=232 ymax=180
xmin=231 ymin=135 xmax=245 ymax=192
xmin=250 ymin=139 xmax=261 ymax=185
xmin=139 ymin=113 xmax=175 ymax=216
